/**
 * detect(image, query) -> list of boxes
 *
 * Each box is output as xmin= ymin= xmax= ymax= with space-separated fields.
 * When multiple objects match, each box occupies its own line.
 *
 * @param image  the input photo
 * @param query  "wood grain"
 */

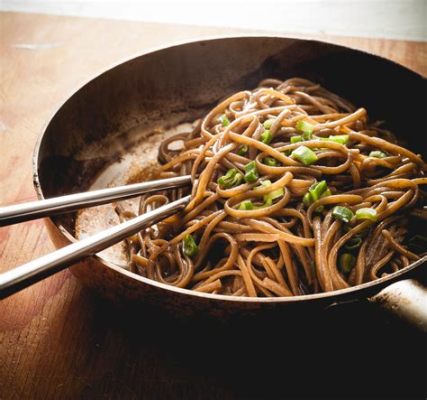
xmin=0 ymin=12 xmax=426 ymax=400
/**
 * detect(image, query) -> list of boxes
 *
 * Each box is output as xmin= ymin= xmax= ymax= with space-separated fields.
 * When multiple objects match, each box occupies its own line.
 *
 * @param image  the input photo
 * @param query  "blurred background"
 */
xmin=2 ymin=0 xmax=427 ymax=41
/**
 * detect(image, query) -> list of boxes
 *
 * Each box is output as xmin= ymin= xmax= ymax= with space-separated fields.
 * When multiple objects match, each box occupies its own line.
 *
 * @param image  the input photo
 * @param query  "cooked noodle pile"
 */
xmin=117 ymin=78 xmax=427 ymax=297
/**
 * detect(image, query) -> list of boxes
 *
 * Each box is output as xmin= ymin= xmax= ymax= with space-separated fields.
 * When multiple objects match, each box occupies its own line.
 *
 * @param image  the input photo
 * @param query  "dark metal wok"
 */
xmin=33 ymin=37 xmax=427 ymax=327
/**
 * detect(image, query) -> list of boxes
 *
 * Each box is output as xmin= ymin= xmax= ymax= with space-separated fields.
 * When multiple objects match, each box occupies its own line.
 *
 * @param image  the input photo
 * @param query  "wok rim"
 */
xmin=32 ymin=35 xmax=426 ymax=305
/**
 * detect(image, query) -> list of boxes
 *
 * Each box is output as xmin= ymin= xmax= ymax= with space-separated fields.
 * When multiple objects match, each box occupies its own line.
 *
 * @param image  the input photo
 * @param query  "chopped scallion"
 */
xmin=339 ymin=253 xmax=355 ymax=274
xmin=291 ymin=135 xmax=303 ymax=144
xmin=237 ymin=145 xmax=248 ymax=156
xmin=217 ymin=168 xmax=243 ymax=188
xmin=296 ymin=120 xmax=314 ymax=140
xmin=332 ymin=206 xmax=354 ymax=223
xmin=239 ymin=200 xmax=254 ymax=210
xmin=183 ymin=235 xmax=198 ymax=257
xmin=355 ymin=208 xmax=378 ymax=222
xmin=315 ymin=205 xmax=325 ymax=213
xmin=244 ymin=170 xmax=258 ymax=182
xmin=244 ymin=161 xmax=259 ymax=183
xmin=320 ymin=135 xmax=349 ymax=145
xmin=264 ymin=187 xmax=284 ymax=206
xmin=263 ymin=156 xmax=279 ymax=166
xmin=322 ymin=188 xmax=332 ymax=197
xmin=219 ymin=114 xmax=230 ymax=127
xmin=303 ymin=180 xmax=330 ymax=207
xmin=261 ymin=129 xmax=273 ymax=144
xmin=263 ymin=119 xmax=274 ymax=129
xmin=258 ymin=180 xmax=272 ymax=188
xmin=303 ymin=192 xmax=312 ymax=207
xmin=345 ymin=236 xmax=362 ymax=250
xmin=310 ymin=180 xmax=328 ymax=201
xmin=369 ymin=150 xmax=387 ymax=158
xmin=256 ymin=180 xmax=284 ymax=206
xmin=291 ymin=145 xmax=318 ymax=165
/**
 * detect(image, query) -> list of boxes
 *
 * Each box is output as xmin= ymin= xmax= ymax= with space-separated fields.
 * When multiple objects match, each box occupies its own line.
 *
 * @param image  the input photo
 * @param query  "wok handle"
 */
xmin=369 ymin=279 xmax=427 ymax=332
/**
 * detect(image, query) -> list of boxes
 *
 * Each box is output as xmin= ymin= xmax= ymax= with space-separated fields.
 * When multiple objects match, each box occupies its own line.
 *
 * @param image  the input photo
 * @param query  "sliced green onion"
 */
xmin=237 ymin=145 xmax=248 ymax=156
xmin=234 ymin=173 xmax=244 ymax=187
xmin=303 ymin=180 xmax=330 ymax=207
xmin=311 ymin=181 xmax=327 ymax=200
xmin=291 ymin=145 xmax=318 ymax=166
xmin=320 ymin=135 xmax=349 ymax=145
xmin=239 ymin=200 xmax=254 ymax=210
xmin=268 ymin=187 xmax=284 ymax=201
xmin=303 ymin=132 xmax=312 ymax=140
xmin=303 ymin=192 xmax=312 ymax=207
xmin=291 ymin=135 xmax=303 ymax=144
xmin=369 ymin=150 xmax=387 ymax=158
xmin=332 ymin=206 xmax=354 ymax=223
xmin=244 ymin=170 xmax=258 ymax=182
xmin=256 ymin=180 xmax=284 ymax=206
xmin=219 ymin=114 xmax=230 ymax=127
xmin=296 ymin=120 xmax=314 ymax=140
xmin=244 ymin=161 xmax=259 ymax=183
xmin=217 ymin=169 xmax=234 ymax=185
xmin=244 ymin=161 xmax=257 ymax=172
xmin=258 ymin=179 xmax=272 ymax=188
xmin=264 ymin=188 xmax=284 ymax=206
xmin=217 ymin=168 xmax=243 ymax=188
xmin=345 ymin=236 xmax=362 ymax=250
xmin=355 ymin=207 xmax=378 ymax=222
xmin=261 ymin=129 xmax=273 ymax=144
xmin=309 ymin=180 xmax=328 ymax=201
xmin=339 ymin=253 xmax=355 ymax=274
xmin=322 ymin=188 xmax=332 ymax=197
xmin=183 ymin=235 xmax=198 ymax=257
xmin=263 ymin=156 xmax=279 ymax=167
xmin=315 ymin=205 xmax=325 ymax=213
xmin=263 ymin=119 xmax=274 ymax=129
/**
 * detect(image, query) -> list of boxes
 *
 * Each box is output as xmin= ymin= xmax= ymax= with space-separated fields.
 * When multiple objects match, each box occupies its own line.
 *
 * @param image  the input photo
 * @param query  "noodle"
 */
xmin=119 ymin=77 xmax=426 ymax=297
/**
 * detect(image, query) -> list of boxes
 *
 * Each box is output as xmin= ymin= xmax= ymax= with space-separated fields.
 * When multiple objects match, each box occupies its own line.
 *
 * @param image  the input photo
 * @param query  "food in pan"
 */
xmin=116 ymin=78 xmax=426 ymax=297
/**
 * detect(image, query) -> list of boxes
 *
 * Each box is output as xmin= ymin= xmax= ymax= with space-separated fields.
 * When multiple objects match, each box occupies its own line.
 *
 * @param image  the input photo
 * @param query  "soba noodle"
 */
xmin=117 ymin=78 xmax=427 ymax=297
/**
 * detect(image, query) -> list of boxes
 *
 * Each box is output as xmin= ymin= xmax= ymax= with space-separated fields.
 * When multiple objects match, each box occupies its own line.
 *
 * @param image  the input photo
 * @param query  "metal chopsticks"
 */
xmin=0 ymin=175 xmax=191 ymax=226
xmin=0 ymin=175 xmax=192 ymax=298
xmin=0 ymin=195 xmax=190 ymax=299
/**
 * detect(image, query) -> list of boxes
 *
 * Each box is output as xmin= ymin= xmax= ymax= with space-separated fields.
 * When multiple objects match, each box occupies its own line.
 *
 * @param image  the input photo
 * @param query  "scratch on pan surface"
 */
xmin=11 ymin=43 xmax=61 ymax=50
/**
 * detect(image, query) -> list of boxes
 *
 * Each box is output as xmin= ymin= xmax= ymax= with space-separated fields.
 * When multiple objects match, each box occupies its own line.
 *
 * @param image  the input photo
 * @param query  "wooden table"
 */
xmin=1 ymin=12 xmax=426 ymax=400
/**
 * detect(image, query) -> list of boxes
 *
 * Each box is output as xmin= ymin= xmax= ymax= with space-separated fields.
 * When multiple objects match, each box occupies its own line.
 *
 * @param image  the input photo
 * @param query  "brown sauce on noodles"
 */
xmin=115 ymin=78 xmax=427 ymax=297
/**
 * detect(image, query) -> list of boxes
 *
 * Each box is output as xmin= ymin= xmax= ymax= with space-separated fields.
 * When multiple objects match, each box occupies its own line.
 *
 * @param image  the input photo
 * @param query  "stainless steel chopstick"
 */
xmin=0 ymin=195 xmax=190 ymax=299
xmin=0 ymin=175 xmax=191 ymax=227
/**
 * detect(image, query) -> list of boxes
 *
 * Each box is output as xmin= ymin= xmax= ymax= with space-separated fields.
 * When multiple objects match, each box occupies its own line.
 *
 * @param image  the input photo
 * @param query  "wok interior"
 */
xmin=36 ymin=37 xmax=426 ymax=290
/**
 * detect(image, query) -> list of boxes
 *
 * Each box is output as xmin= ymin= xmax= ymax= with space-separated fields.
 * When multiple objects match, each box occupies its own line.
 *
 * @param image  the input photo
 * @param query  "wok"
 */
xmin=33 ymin=37 xmax=427 ymax=326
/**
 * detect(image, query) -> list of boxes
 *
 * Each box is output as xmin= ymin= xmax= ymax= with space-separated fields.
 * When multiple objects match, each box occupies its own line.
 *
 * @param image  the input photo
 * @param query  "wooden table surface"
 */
xmin=1 ymin=12 xmax=426 ymax=400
